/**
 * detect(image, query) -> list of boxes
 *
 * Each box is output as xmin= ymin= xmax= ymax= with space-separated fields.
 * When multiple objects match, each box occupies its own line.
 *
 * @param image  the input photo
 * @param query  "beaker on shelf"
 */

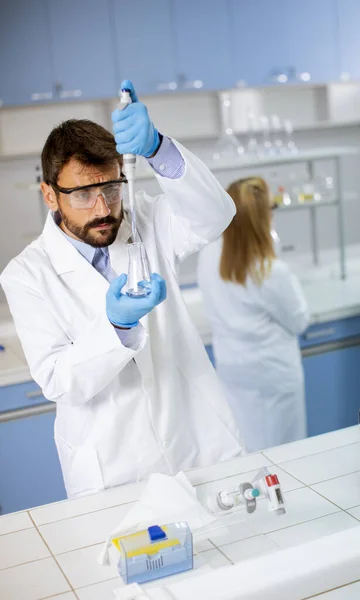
xmin=125 ymin=242 xmax=151 ymax=298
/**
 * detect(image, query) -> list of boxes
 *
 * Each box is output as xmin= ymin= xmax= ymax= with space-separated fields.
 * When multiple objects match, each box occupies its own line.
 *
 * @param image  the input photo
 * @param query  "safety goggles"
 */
xmin=51 ymin=175 xmax=128 ymax=209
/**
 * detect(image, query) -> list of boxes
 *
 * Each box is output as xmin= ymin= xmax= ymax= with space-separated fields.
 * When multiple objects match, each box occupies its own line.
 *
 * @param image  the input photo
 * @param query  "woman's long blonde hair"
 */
xmin=220 ymin=177 xmax=275 ymax=286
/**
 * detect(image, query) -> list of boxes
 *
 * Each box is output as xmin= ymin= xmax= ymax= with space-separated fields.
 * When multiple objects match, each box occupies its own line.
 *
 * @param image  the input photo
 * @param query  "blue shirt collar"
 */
xmin=53 ymin=211 xmax=108 ymax=265
xmin=62 ymin=231 xmax=99 ymax=264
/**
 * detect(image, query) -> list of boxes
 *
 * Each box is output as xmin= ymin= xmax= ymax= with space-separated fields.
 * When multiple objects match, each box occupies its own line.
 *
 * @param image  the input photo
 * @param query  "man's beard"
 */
xmin=59 ymin=209 xmax=122 ymax=248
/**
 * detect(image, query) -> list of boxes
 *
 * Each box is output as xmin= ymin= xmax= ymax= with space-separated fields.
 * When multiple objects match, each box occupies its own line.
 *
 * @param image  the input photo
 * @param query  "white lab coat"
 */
xmin=1 ymin=141 xmax=243 ymax=499
xmin=198 ymin=238 xmax=310 ymax=453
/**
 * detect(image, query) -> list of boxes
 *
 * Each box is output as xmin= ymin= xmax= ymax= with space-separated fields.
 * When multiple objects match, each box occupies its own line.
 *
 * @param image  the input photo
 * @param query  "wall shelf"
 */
xmin=278 ymin=199 xmax=338 ymax=212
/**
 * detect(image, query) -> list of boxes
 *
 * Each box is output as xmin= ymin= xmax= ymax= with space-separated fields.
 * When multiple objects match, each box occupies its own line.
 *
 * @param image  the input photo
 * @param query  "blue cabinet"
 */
xmin=337 ymin=0 xmax=360 ymax=80
xmin=301 ymin=316 xmax=360 ymax=437
xmin=229 ymin=0 xmax=337 ymax=86
xmin=0 ymin=0 xmax=354 ymax=106
xmin=229 ymin=0 xmax=286 ymax=87
xmin=0 ymin=381 xmax=66 ymax=514
xmin=0 ymin=380 xmax=47 ymax=412
xmin=0 ymin=0 xmax=117 ymax=106
xmin=303 ymin=343 xmax=360 ymax=437
xmin=172 ymin=0 xmax=233 ymax=91
xmin=299 ymin=315 xmax=360 ymax=351
xmin=283 ymin=0 xmax=337 ymax=83
xmin=48 ymin=0 xmax=117 ymax=101
xmin=0 ymin=409 xmax=66 ymax=514
xmin=0 ymin=0 xmax=53 ymax=106
xmin=111 ymin=0 xmax=177 ymax=96
xmin=112 ymin=0 xmax=233 ymax=95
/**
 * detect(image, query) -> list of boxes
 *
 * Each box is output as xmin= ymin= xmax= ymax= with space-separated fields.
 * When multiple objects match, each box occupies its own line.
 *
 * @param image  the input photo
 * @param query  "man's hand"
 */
xmin=106 ymin=273 xmax=167 ymax=328
xmin=111 ymin=80 xmax=160 ymax=157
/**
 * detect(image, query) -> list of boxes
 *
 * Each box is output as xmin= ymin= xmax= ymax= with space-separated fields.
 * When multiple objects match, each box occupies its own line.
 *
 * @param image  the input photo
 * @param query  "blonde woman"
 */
xmin=198 ymin=177 xmax=310 ymax=452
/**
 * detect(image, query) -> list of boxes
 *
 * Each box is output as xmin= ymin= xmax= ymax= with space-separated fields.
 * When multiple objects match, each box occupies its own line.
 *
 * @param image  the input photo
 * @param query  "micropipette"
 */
xmin=119 ymin=88 xmax=151 ymax=298
xmin=119 ymin=88 xmax=137 ymax=243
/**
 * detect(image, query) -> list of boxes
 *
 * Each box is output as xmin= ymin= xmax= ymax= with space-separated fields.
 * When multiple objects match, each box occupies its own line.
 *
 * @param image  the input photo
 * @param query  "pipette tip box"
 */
xmin=112 ymin=522 xmax=193 ymax=585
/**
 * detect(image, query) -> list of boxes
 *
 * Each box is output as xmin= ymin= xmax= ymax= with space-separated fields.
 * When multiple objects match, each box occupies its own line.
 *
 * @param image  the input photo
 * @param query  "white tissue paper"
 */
xmin=98 ymin=471 xmax=216 ymax=566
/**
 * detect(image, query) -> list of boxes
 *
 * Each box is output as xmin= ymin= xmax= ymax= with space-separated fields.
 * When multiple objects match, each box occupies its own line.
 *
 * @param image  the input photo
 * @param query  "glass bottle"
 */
xmin=125 ymin=242 xmax=151 ymax=298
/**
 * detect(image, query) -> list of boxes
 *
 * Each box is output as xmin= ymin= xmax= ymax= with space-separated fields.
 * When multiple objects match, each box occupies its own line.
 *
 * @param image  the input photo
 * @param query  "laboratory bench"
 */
xmin=0 ymin=426 xmax=360 ymax=599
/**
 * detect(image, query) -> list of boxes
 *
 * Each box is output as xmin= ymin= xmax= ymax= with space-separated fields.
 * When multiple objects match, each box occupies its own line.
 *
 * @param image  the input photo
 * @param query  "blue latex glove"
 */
xmin=106 ymin=272 xmax=167 ymax=328
xmin=112 ymin=79 xmax=160 ymax=157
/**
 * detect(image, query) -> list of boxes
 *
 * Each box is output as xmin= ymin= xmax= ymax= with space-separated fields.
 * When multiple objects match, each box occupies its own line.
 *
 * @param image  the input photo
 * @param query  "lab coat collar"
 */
xmin=42 ymin=211 xmax=132 ymax=275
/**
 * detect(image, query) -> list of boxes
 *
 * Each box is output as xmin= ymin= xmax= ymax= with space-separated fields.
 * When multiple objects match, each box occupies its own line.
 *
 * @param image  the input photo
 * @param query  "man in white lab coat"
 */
xmin=1 ymin=81 xmax=242 ymax=498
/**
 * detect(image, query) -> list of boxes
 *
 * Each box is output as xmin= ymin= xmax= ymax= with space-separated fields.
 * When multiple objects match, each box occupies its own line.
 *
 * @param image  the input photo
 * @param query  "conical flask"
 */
xmin=212 ymin=91 xmax=244 ymax=162
xmin=125 ymin=242 xmax=151 ymax=297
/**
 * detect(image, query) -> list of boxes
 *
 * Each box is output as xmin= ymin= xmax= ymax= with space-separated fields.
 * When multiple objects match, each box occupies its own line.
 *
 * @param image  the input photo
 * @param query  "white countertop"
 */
xmin=182 ymin=274 xmax=360 ymax=346
xmin=0 ymin=426 xmax=360 ymax=599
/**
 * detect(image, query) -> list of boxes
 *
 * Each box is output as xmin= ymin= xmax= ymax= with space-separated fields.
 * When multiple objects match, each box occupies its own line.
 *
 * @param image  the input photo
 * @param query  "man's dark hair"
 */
xmin=41 ymin=119 xmax=122 ymax=185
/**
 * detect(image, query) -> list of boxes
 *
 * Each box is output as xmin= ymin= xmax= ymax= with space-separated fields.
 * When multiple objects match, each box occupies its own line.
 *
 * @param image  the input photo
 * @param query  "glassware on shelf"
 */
xmin=212 ymin=92 xmax=244 ymax=162
xmin=315 ymin=173 xmax=334 ymax=201
xmin=258 ymin=115 xmax=273 ymax=156
xmin=322 ymin=175 xmax=334 ymax=199
xmin=125 ymin=242 xmax=151 ymax=298
xmin=296 ymin=180 xmax=321 ymax=204
xmin=267 ymin=170 xmax=291 ymax=207
xmin=285 ymin=169 xmax=300 ymax=202
xmin=270 ymin=114 xmax=284 ymax=155
xmin=246 ymin=109 xmax=259 ymax=157
xmin=273 ymin=185 xmax=291 ymax=206
xmin=267 ymin=169 xmax=280 ymax=196
xmin=283 ymin=119 xmax=298 ymax=154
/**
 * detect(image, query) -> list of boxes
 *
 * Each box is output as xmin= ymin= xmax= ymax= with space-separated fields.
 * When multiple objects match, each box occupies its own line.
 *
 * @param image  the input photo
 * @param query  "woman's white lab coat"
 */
xmin=198 ymin=238 xmax=310 ymax=453
xmin=0 ymin=142 xmax=242 ymax=499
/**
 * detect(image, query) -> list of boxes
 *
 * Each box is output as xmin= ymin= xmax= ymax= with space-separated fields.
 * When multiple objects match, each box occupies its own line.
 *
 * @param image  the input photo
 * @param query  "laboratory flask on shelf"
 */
xmin=212 ymin=91 xmax=244 ymax=161
xmin=270 ymin=114 xmax=284 ymax=154
xmin=246 ymin=109 xmax=259 ymax=157
xmin=283 ymin=119 xmax=298 ymax=154
xmin=125 ymin=242 xmax=151 ymax=297
xmin=258 ymin=115 xmax=273 ymax=156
